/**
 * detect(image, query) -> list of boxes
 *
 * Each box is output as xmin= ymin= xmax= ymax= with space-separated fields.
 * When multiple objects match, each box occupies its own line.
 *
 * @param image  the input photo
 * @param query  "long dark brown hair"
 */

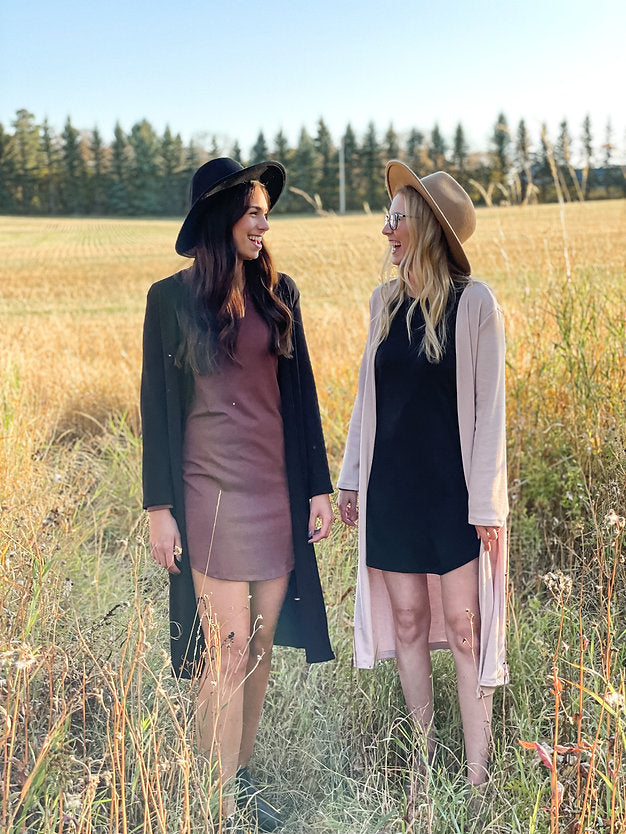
xmin=175 ymin=181 xmax=293 ymax=375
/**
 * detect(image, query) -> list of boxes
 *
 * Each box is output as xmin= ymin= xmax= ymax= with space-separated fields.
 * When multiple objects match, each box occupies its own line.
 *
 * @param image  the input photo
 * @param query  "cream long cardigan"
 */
xmin=338 ymin=279 xmax=509 ymax=696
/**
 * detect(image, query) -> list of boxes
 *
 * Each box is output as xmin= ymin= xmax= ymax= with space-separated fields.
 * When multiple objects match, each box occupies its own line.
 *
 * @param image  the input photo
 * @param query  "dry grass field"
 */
xmin=0 ymin=200 xmax=624 ymax=833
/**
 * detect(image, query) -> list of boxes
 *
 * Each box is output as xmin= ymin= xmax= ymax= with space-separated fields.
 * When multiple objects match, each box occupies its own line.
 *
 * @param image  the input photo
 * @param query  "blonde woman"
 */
xmin=338 ymin=161 xmax=508 ymax=790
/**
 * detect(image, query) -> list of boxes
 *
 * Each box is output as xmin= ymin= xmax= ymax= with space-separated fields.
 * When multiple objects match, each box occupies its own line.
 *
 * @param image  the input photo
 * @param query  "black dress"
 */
xmin=366 ymin=288 xmax=480 ymax=575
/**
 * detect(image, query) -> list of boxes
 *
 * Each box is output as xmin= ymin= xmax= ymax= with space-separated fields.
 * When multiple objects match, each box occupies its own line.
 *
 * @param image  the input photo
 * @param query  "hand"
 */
xmin=308 ymin=494 xmax=333 ymax=543
xmin=149 ymin=509 xmax=182 ymax=574
xmin=337 ymin=489 xmax=359 ymax=527
xmin=475 ymin=525 xmax=501 ymax=553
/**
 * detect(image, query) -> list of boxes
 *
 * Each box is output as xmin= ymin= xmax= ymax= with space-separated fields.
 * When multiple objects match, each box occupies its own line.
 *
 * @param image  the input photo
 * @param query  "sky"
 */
xmin=1 ymin=0 xmax=624 ymax=164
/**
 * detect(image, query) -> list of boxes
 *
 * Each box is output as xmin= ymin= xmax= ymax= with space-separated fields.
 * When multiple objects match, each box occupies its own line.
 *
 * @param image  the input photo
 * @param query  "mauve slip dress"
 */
xmin=366 ymin=288 xmax=480 ymax=575
xmin=182 ymin=295 xmax=294 ymax=581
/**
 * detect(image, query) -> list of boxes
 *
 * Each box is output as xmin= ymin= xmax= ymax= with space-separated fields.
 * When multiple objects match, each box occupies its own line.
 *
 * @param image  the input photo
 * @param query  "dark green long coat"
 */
xmin=140 ymin=271 xmax=334 ymax=677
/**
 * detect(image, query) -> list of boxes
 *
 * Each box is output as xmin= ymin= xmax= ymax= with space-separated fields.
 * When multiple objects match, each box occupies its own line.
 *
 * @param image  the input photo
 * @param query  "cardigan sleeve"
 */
xmin=141 ymin=282 xmax=176 ymax=509
xmin=467 ymin=301 xmax=508 ymax=526
xmin=337 ymin=289 xmax=377 ymax=492
xmin=291 ymin=290 xmax=334 ymax=498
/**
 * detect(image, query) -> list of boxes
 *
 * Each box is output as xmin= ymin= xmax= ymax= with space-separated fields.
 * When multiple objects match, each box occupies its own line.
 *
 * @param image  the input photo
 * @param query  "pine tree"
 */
xmin=581 ymin=114 xmax=594 ymax=198
xmin=360 ymin=121 xmax=385 ymax=211
xmin=491 ymin=112 xmax=510 ymax=182
xmin=428 ymin=123 xmax=446 ymax=171
xmin=12 ymin=109 xmax=41 ymax=212
xmin=0 ymin=123 xmax=17 ymax=212
xmin=128 ymin=119 xmax=160 ymax=214
xmin=249 ymin=131 xmax=269 ymax=165
xmin=384 ymin=123 xmax=399 ymax=160
xmin=314 ymin=118 xmax=337 ymax=211
xmin=405 ymin=128 xmax=424 ymax=175
xmin=534 ymin=122 xmax=555 ymax=202
xmin=89 ymin=126 xmax=107 ymax=214
xmin=160 ymin=126 xmax=185 ymax=215
xmin=602 ymin=118 xmax=613 ymax=167
xmin=40 ymin=119 xmax=59 ymax=214
xmin=515 ymin=119 xmax=533 ymax=202
xmin=108 ymin=122 xmax=129 ymax=214
xmin=231 ymin=141 xmax=244 ymax=164
xmin=452 ymin=123 xmax=468 ymax=173
xmin=290 ymin=127 xmax=318 ymax=212
xmin=60 ymin=116 xmax=88 ymax=213
xmin=341 ymin=124 xmax=361 ymax=211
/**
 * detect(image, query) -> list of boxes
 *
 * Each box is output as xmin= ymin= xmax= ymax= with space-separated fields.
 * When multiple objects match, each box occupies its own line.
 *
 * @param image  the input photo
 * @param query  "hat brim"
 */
xmin=385 ymin=161 xmax=471 ymax=274
xmin=175 ymin=161 xmax=285 ymax=257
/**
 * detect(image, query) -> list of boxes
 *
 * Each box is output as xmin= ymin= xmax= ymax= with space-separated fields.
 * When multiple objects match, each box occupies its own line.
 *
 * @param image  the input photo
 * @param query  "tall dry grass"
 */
xmin=0 ymin=201 xmax=625 ymax=832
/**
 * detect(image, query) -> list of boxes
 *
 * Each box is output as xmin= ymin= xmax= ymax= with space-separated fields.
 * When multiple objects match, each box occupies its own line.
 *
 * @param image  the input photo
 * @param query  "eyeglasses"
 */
xmin=384 ymin=212 xmax=406 ymax=231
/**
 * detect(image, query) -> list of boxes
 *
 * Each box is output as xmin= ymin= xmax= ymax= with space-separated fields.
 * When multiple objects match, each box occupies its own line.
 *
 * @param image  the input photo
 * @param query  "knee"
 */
xmin=445 ymin=608 xmax=480 ymax=657
xmin=394 ymin=607 xmax=430 ymax=647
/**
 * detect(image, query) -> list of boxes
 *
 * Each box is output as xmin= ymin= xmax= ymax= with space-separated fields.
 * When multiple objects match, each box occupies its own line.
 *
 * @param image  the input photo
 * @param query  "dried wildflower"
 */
xmin=605 ymin=691 xmax=625 ymax=711
xmin=541 ymin=570 xmax=573 ymax=599
xmin=605 ymin=509 xmax=625 ymax=532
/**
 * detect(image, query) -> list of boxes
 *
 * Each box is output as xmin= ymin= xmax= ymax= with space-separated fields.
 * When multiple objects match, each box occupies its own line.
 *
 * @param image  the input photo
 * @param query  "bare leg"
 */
xmin=191 ymin=570 xmax=251 ymax=818
xmin=382 ymin=571 xmax=435 ymax=759
xmin=440 ymin=558 xmax=493 ymax=785
xmin=238 ymin=573 xmax=290 ymax=767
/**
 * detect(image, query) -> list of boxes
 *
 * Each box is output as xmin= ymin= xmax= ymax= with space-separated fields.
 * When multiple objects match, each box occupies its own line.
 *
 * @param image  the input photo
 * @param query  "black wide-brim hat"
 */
xmin=175 ymin=157 xmax=286 ymax=257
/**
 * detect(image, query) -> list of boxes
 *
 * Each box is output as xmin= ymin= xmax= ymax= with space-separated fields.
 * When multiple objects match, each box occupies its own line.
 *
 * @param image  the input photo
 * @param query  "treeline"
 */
xmin=0 ymin=109 xmax=624 ymax=217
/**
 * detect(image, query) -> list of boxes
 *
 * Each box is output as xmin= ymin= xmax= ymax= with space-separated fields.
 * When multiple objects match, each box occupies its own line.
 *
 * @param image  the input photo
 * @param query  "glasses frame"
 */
xmin=384 ymin=212 xmax=407 ymax=231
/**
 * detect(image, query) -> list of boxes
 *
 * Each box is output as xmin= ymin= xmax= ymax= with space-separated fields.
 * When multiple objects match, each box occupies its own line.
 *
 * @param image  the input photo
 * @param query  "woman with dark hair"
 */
xmin=141 ymin=158 xmax=334 ymax=831
xmin=338 ymin=161 xmax=508 ymax=795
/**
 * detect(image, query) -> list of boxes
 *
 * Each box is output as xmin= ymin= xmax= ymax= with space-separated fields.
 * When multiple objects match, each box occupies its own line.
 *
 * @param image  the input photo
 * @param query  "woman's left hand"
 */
xmin=308 ymin=494 xmax=334 ymax=543
xmin=475 ymin=525 xmax=501 ymax=552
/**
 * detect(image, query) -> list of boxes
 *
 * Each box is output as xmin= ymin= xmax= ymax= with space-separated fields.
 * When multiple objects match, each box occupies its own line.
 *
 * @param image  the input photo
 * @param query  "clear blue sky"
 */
xmin=1 ymin=0 xmax=624 ymax=163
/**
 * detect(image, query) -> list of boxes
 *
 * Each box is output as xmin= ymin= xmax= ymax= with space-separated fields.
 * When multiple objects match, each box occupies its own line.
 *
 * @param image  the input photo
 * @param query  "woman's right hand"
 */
xmin=337 ymin=489 xmax=359 ymax=527
xmin=148 ymin=509 xmax=182 ymax=575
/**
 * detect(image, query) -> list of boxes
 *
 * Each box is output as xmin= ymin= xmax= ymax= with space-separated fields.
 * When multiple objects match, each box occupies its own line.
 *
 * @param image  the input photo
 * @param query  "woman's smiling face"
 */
xmin=232 ymin=184 xmax=270 ymax=262
xmin=382 ymin=192 xmax=409 ymax=266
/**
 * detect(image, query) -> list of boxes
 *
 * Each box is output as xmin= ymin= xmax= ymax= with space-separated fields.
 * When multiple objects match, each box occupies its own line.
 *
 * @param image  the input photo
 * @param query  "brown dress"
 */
xmin=182 ymin=296 xmax=294 ymax=581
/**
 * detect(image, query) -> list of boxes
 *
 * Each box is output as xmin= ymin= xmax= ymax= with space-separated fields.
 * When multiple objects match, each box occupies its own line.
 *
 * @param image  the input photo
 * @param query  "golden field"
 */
xmin=0 ymin=201 xmax=624 ymax=833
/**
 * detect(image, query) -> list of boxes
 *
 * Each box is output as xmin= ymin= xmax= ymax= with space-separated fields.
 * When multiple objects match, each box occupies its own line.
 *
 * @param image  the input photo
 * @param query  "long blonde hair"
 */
xmin=375 ymin=185 xmax=469 ymax=363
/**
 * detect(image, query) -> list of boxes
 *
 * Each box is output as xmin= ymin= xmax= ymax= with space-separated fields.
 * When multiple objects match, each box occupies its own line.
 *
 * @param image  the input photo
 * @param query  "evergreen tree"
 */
xmin=602 ymin=118 xmax=613 ymax=167
xmin=249 ymin=131 xmax=269 ymax=165
xmin=314 ymin=118 xmax=337 ymax=211
xmin=452 ymin=123 xmax=468 ymax=173
xmin=428 ymin=123 xmax=446 ymax=171
xmin=384 ymin=123 xmax=399 ymax=160
xmin=89 ymin=126 xmax=107 ymax=214
xmin=108 ymin=122 xmax=129 ymax=213
xmin=231 ymin=140 xmax=244 ymax=164
xmin=208 ymin=135 xmax=220 ymax=159
xmin=581 ymin=114 xmax=594 ymax=198
xmin=341 ymin=123 xmax=361 ymax=211
xmin=60 ymin=116 xmax=88 ymax=213
xmin=491 ymin=112 xmax=510 ymax=182
xmin=12 ymin=109 xmax=41 ymax=212
xmin=290 ymin=127 xmax=318 ymax=212
xmin=515 ymin=119 xmax=533 ymax=202
xmin=405 ymin=128 xmax=425 ymax=175
xmin=272 ymin=129 xmax=290 ymax=166
xmin=181 ymin=140 xmax=204 ymax=208
xmin=556 ymin=118 xmax=576 ymax=199
xmin=40 ymin=119 xmax=59 ymax=214
xmin=128 ymin=119 xmax=160 ymax=214
xmin=360 ymin=121 xmax=385 ymax=211
xmin=0 ymin=123 xmax=17 ymax=212
xmin=533 ymin=123 xmax=555 ymax=202
xmin=160 ymin=126 xmax=185 ymax=215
